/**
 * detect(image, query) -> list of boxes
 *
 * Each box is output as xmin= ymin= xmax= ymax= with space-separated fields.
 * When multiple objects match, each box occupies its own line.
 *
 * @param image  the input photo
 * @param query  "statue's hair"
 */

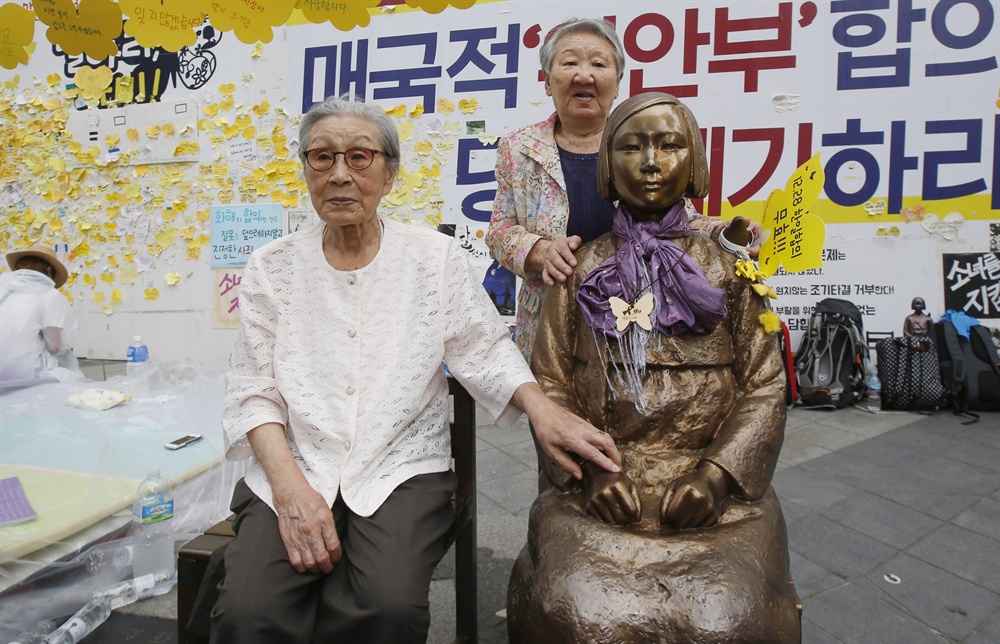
xmin=597 ymin=92 xmax=710 ymax=203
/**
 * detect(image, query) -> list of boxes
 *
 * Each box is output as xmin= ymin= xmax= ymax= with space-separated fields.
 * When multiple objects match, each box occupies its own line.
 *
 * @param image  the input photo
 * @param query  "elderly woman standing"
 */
xmin=211 ymin=95 xmax=621 ymax=644
xmin=487 ymin=18 xmax=624 ymax=361
xmin=487 ymin=18 xmax=757 ymax=362
xmin=507 ymin=93 xmax=800 ymax=642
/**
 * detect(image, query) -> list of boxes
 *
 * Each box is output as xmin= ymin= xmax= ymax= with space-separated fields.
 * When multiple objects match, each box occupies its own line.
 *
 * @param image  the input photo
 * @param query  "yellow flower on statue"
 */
xmin=735 ymin=259 xmax=765 ymax=281
xmin=759 ymin=310 xmax=782 ymax=334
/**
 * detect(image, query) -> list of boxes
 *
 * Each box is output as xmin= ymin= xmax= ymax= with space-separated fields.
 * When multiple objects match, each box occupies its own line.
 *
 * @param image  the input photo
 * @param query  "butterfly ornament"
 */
xmin=609 ymin=293 xmax=655 ymax=332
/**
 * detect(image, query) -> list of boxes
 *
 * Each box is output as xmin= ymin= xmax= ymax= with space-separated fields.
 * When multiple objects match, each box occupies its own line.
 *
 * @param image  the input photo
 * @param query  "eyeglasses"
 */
xmin=303 ymin=147 xmax=384 ymax=172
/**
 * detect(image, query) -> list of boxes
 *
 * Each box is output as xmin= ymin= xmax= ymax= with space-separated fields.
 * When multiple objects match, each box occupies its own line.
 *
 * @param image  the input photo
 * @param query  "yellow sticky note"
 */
xmin=386 ymin=104 xmax=407 ymax=118
xmin=143 ymin=287 xmax=160 ymax=301
xmin=437 ymin=99 xmax=455 ymax=115
xmin=185 ymin=244 xmax=202 ymax=260
xmin=397 ymin=120 xmax=415 ymax=142
xmin=74 ymin=65 xmax=114 ymax=101
xmin=252 ymin=100 xmax=270 ymax=117
xmin=251 ymin=43 xmax=264 ymax=58
xmin=146 ymin=124 xmax=162 ymax=139
xmin=92 ymin=292 xmax=106 ymax=304
xmin=458 ymin=99 xmax=478 ymax=113
xmin=120 ymin=266 xmax=139 ymax=284
xmin=99 ymin=272 xmax=115 ymax=285
xmin=155 ymin=227 xmax=178 ymax=248
xmin=758 ymin=153 xmax=827 ymax=278
xmin=111 ymin=288 xmax=123 ymax=303
xmin=165 ymin=272 xmax=181 ymax=286
xmin=107 ymin=255 xmax=119 ymax=268
xmin=413 ymin=141 xmax=433 ymax=156
xmin=219 ymin=83 xmax=236 ymax=96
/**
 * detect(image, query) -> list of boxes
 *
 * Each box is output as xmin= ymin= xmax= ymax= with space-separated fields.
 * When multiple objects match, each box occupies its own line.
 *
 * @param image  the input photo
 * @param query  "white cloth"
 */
xmin=224 ymin=219 xmax=535 ymax=517
xmin=0 ymin=270 xmax=81 ymax=383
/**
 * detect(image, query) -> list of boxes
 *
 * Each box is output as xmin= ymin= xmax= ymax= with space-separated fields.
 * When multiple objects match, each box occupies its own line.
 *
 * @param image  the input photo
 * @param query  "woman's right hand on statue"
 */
xmin=583 ymin=463 xmax=642 ymax=525
xmin=526 ymin=235 xmax=582 ymax=286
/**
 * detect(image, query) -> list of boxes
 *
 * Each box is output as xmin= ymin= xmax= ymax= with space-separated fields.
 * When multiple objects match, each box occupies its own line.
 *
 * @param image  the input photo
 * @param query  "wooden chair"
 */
xmin=177 ymin=377 xmax=478 ymax=643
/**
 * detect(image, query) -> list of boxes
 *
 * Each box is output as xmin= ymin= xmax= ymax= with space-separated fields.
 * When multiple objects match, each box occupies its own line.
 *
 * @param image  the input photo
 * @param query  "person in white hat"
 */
xmin=0 ymin=244 xmax=83 ymax=383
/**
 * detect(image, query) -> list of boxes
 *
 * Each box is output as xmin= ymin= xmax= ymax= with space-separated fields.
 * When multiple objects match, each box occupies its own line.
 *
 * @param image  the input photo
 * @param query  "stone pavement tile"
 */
xmin=860 ymin=553 xmax=1000 ymax=641
xmin=476 ymin=447 xmax=532 ymax=483
xmin=822 ymin=492 xmax=942 ymax=549
xmin=773 ymin=466 xmax=860 ymax=513
xmin=788 ymin=515 xmax=897 ymax=582
xmin=476 ymin=423 xmax=531 ymax=448
xmin=788 ymin=550 xmax=845 ymax=600
xmin=801 ymin=619 xmax=840 ymax=643
xmin=477 ymin=514 xmax=530 ymax=561
xmin=962 ymin=609 xmax=1000 ymax=644
xmin=909 ymin=524 xmax=1000 ymax=594
xmin=836 ymin=436 xmax=934 ymax=469
xmin=498 ymin=438 xmax=539 ymax=470
xmin=875 ymin=471 xmax=980 ymax=521
xmin=778 ymin=433 xmax=833 ymax=468
xmin=479 ymin=470 xmax=539 ymax=515
xmin=879 ymin=422 xmax=973 ymax=455
xmin=798 ymin=450 xmax=899 ymax=488
xmin=945 ymin=441 xmax=1000 ymax=471
xmin=476 ymin=490 xmax=511 ymax=517
xmin=952 ymin=497 xmax=1000 ymax=541
xmin=804 ymin=584 xmax=949 ymax=644
xmin=785 ymin=410 xmax=815 ymax=432
xmin=910 ymin=455 xmax=1000 ymax=494
xmin=780 ymin=498 xmax=813 ymax=526
xmin=795 ymin=424 xmax=871 ymax=451
xmin=812 ymin=408 xmax=918 ymax=437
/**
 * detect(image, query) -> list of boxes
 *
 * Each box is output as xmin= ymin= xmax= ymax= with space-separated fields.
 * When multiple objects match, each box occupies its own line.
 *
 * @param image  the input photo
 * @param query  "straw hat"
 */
xmin=6 ymin=244 xmax=69 ymax=288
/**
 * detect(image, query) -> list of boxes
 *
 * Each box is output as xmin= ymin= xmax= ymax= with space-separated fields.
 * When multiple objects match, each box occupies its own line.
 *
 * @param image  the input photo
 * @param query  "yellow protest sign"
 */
xmin=299 ymin=0 xmax=380 ymax=31
xmin=757 ymin=153 xmax=826 ymax=278
xmin=0 ymin=4 xmax=35 ymax=70
xmin=35 ymin=0 xmax=122 ymax=60
xmin=120 ymin=0 xmax=205 ymax=51
xmin=200 ymin=0 xmax=297 ymax=45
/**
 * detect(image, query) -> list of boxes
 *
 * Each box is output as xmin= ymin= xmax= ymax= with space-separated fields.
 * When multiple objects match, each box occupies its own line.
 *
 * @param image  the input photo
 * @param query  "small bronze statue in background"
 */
xmin=903 ymin=297 xmax=933 ymax=337
xmin=507 ymin=93 xmax=800 ymax=643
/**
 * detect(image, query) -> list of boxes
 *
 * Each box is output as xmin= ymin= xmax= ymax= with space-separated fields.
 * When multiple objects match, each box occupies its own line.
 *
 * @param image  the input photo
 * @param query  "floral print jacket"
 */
xmin=486 ymin=113 xmax=567 ymax=361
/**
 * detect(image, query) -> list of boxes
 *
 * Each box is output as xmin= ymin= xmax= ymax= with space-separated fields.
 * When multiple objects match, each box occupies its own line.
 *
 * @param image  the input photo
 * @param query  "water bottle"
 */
xmin=867 ymin=368 xmax=882 ymax=413
xmin=9 ymin=620 xmax=58 ymax=644
xmin=125 ymin=335 xmax=151 ymax=396
xmin=92 ymin=571 xmax=174 ymax=609
xmin=132 ymin=469 xmax=176 ymax=595
xmin=40 ymin=599 xmax=112 ymax=644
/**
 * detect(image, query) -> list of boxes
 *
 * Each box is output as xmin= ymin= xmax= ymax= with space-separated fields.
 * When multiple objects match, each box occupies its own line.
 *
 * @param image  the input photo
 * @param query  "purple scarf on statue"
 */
xmin=577 ymin=202 xmax=727 ymax=338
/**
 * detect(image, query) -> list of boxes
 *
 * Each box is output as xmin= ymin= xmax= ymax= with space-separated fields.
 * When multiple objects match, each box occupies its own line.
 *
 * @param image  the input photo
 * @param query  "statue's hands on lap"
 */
xmin=582 ymin=462 xmax=642 ymax=524
xmin=659 ymin=461 xmax=730 ymax=530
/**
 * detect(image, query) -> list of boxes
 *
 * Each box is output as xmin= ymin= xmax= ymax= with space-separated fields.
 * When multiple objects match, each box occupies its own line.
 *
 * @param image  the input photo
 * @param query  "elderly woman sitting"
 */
xmin=211 ymin=95 xmax=621 ymax=644
xmin=507 ymin=93 xmax=800 ymax=643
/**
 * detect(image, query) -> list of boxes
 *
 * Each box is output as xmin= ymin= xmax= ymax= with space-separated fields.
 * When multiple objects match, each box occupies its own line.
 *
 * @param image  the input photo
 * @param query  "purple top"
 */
xmin=577 ymin=203 xmax=727 ymax=339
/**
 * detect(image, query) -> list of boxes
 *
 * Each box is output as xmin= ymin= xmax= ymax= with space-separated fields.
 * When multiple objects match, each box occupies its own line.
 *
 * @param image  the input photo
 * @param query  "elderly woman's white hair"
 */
xmin=539 ymin=18 xmax=626 ymax=79
xmin=298 ymin=94 xmax=401 ymax=175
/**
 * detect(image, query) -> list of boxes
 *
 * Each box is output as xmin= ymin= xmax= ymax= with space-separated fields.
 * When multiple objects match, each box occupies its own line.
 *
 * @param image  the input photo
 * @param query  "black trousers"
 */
xmin=210 ymin=472 xmax=457 ymax=644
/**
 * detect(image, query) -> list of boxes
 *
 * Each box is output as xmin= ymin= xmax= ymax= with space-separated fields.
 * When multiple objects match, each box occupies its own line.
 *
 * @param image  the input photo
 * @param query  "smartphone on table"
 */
xmin=165 ymin=434 xmax=203 ymax=450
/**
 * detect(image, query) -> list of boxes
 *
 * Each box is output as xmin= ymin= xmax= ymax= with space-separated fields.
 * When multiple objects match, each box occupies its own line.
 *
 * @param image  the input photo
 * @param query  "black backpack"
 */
xmin=933 ymin=321 xmax=1000 ymax=422
xmin=875 ymin=336 xmax=947 ymax=412
xmin=794 ymin=298 xmax=869 ymax=409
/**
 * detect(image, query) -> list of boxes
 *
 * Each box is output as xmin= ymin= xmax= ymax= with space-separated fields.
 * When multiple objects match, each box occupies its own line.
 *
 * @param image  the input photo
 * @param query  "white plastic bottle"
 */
xmin=40 ymin=599 xmax=112 ymax=644
xmin=92 ymin=571 xmax=173 ymax=609
xmin=867 ymin=368 xmax=882 ymax=413
xmin=125 ymin=335 xmax=151 ymax=396
xmin=132 ymin=468 xmax=176 ymax=595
